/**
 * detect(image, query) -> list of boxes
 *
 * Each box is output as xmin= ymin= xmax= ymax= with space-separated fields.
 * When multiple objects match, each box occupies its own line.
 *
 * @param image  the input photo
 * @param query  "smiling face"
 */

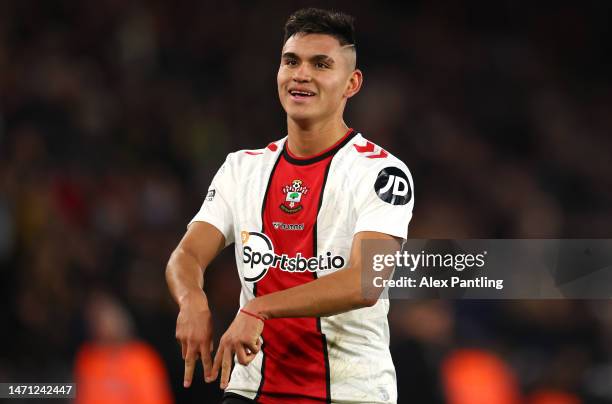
xmin=277 ymin=33 xmax=362 ymax=125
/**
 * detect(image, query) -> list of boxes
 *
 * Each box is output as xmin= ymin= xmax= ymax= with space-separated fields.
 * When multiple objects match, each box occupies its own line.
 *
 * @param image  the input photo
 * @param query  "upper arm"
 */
xmin=349 ymin=231 xmax=401 ymax=271
xmin=348 ymin=231 xmax=402 ymax=305
xmin=353 ymin=160 xmax=414 ymax=239
xmin=189 ymin=154 xmax=236 ymax=245
xmin=175 ymin=154 xmax=236 ymax=274
xmin=176 ymin=221 xmax=226 ymax=272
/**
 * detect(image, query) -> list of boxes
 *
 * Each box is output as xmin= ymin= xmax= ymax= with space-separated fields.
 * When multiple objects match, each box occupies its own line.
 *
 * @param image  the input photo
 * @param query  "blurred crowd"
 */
xmin=1 ymin=1 xmax=611 ymax=403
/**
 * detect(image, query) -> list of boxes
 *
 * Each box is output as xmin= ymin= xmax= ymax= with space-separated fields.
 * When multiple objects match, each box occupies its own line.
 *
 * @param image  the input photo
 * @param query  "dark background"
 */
xmin=1 ymin=0 xmax=611 ymax=403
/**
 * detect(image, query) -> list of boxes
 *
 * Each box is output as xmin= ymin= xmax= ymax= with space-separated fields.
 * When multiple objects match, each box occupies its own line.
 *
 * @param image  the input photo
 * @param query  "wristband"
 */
xmin=240 ymin=308 xmax=265 ymax=322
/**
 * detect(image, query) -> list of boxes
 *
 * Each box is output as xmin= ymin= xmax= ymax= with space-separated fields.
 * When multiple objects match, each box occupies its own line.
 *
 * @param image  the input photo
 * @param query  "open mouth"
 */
xmin=289 ymin=89 xmax=316 ymax=99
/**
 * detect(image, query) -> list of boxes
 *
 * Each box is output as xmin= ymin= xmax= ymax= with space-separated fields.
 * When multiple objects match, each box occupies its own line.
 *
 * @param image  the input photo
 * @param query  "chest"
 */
xmin=233 ymin=154 xmax=354 ymax=238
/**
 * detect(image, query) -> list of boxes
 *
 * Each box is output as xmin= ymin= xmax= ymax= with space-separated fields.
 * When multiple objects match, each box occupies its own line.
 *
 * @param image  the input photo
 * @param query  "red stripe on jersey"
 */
xmin=257 ymin=154 xmax=331 ymax=403
xmin=255 ymin=130 xmax=355 ymax=403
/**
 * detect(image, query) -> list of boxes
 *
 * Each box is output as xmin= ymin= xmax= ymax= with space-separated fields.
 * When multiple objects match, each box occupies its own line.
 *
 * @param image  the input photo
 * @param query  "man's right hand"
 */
xmin=175 ymin=292 xmax=214 ymax=388
xmin=166 ymin=222 xmax=226 ymax=388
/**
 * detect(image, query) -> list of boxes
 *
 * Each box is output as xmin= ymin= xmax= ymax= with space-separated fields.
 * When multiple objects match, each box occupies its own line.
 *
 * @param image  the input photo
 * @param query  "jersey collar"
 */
xmin=283 ymin=128 xmax=357 ymax=166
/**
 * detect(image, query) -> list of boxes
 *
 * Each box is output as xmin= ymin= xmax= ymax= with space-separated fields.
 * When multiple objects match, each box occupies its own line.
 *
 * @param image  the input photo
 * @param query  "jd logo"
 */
xmin=374 ymin=167 xmax=411 ymax=205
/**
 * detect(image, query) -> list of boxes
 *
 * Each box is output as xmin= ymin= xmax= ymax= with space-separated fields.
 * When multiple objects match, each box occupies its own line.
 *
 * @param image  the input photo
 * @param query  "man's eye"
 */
xmin=315 ymin=62 xmax=329 ymax=69
xmin=285 ymin=59 xmax=298 ymax=66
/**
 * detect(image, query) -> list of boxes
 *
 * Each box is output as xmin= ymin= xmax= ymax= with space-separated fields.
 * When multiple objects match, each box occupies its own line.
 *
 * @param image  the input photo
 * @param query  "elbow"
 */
xmin=360 ymin=296 xmax=379 ymax=308
xmin=355 ymin=289 xmax=379 ymax=308
xmin=355 ymin=281 xmax=381 ymax=308
xmin=165 ymin=248 xmax=181 ymax=283
xmin=164 ymin=256 xmax=174 ymax=286
xmin=350 ymin=273 xmax=380 ymax=308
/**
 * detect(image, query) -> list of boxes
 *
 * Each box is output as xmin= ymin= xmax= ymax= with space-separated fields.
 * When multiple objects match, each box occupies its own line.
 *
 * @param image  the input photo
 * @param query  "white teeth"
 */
xmin=290 ymin=90 xmax=314 ymax=96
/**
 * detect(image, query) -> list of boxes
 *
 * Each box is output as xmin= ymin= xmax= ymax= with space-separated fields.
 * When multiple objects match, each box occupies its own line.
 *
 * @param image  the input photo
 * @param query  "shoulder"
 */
xmin=337 ymin=133 xmax=414 ymax=208
xmin=339 ymin=132 xmax=411 ymax=178
xmin=221 ymin=137 xmax=286 ymax=171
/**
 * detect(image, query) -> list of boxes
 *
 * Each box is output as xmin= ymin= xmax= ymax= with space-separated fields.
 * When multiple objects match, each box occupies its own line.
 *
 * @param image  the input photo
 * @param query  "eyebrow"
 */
xmin=282 ymin=52 xmax=335 ymax=65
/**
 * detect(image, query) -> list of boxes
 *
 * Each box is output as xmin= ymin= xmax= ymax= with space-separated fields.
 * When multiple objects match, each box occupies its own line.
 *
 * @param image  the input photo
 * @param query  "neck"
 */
xmin=286 ymin=117 xmax=350 ymax=157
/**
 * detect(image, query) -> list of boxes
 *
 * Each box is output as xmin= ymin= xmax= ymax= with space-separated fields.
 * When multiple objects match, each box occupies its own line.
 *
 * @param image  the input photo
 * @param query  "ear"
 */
xmin=344 ymin=69 xmax=363 ymax=99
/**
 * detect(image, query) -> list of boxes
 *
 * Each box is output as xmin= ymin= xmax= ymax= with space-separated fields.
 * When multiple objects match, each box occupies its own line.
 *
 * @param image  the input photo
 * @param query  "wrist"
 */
xmin=245 ymin=298 xmax=270 ymax=320
xmin=178 ymin=289 xmax=209 ymax=311
xmin=240 ymin=308 xmax=266 ymax=323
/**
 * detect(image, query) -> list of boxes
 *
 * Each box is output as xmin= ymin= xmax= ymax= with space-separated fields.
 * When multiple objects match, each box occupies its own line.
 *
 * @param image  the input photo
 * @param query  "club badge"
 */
xmin=280 ymin=179 xmax=309 ymax=214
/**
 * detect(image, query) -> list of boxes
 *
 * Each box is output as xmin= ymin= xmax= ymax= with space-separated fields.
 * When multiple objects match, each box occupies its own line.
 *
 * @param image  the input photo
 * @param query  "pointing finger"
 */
xmin=200 ymin=343 xmax=213 ymax=382
xmin=220 ymin=346 xmax=233 ymax=389
xmin=184 ymin=355 xmax=196 ymax=388
xmin=211 ymin=343 xmax=223 ymax=381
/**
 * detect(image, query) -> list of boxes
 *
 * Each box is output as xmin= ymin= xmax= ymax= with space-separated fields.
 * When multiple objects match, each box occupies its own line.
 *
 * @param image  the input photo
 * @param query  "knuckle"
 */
xmin=187 ymin=336 xmax=201 ymax=344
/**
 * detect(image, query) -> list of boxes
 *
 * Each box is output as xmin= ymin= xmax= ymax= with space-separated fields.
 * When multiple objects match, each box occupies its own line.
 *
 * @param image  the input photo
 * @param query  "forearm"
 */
xmin=166 ymin=222 xmax=226 ymax=308
xmin=166 ymin=247 xmax=208 ymax=308
xmin=246 ymin=267 xmax=374 ymax=319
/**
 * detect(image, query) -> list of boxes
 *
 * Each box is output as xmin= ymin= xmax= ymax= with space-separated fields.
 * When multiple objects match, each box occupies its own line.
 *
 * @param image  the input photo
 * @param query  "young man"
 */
xmin=166 ymin=8 xmax=414 ymax=404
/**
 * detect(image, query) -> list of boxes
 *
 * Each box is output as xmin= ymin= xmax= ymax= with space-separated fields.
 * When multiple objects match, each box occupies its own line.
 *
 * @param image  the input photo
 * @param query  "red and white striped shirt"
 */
xmin=191 ymin=129 xmax=414 ymax=404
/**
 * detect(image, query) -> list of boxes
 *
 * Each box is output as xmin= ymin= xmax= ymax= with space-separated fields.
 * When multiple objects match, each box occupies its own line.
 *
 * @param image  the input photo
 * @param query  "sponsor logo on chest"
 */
xmin=240 ymin=231 xmax=345 ymax=282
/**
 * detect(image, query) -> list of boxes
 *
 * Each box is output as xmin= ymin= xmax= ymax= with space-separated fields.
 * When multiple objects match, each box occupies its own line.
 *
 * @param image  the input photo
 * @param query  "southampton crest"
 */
xmin=280 ymin=179 xmax=309 ymax=214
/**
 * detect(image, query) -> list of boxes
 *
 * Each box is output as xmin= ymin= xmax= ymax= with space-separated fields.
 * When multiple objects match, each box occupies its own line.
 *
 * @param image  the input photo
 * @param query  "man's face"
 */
xmin=277 ymin=33 xmax=359 ymax=124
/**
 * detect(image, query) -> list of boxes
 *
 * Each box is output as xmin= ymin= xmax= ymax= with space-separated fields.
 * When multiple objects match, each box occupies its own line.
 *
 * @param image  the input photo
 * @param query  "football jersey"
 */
xmin=190 ymin=129 xmax=414 ymax=404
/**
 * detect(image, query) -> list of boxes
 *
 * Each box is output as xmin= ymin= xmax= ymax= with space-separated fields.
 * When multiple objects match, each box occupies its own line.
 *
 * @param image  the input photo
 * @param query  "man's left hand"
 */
xmin=211 ymin=308 xmax=264 ymax=389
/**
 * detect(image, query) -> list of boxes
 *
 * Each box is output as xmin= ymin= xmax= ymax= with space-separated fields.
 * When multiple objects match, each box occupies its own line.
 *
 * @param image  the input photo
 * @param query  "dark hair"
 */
xmin=284 ymin=8 xmax=356 ymax=47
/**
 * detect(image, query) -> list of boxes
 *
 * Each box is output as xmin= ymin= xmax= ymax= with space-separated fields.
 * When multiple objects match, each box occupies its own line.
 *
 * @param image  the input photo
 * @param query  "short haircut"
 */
xmin=283 ymin=8 xmax=356 ymax=48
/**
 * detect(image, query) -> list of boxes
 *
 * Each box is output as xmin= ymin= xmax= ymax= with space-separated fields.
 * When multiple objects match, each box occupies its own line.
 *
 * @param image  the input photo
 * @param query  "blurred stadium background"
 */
xmin=1 ymin=1 xmax=611 ymax=403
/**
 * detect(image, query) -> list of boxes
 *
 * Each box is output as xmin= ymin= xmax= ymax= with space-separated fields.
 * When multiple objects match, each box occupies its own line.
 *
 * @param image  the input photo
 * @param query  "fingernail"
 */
xmin=183 ymin=381 xmax=189 ymax=388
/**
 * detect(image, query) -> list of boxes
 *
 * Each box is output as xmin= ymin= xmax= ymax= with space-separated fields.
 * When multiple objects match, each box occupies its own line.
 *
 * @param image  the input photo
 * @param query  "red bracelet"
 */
xmin=240 ymin=308 xmax=265 ymax=322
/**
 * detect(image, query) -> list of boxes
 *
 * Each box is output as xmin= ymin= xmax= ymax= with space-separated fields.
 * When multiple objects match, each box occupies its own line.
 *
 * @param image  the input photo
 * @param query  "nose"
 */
xmin=292 ymin=64 xmax=311 ymax=83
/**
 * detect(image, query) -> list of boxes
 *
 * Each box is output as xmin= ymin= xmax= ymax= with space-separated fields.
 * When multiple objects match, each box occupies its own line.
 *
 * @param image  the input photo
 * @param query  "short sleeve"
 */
xmin=189 ymin=155 xmax=235 ymax=245
xmin=353 ymin=162 xmax=414 ymax=239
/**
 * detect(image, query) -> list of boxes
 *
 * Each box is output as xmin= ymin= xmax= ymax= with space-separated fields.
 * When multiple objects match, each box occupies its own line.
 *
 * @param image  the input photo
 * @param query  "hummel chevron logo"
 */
xmin=354 ymin=141 xmax=375 ymax=153
xmin=353 ymin=141 xmax=388 ymax=159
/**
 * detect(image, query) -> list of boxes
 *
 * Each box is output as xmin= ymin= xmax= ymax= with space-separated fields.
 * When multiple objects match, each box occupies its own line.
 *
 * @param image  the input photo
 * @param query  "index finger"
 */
xmin=201 ymin=342 xmax=213 ymax=382
xmin=220 ymin=346 xmax=233 ymax=389
xmin=184 ymin=356 xmax=196 ymax=388
xmin=211 ymin=343 xmax=223 ymax=381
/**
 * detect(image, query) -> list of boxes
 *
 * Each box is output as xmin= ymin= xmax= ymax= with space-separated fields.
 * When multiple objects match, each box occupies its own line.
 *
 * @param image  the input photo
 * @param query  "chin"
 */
xmin=287 ymin=112 xmax=318 ymax=124
xmin=285 ymin=107 xmax=318 ymax=123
